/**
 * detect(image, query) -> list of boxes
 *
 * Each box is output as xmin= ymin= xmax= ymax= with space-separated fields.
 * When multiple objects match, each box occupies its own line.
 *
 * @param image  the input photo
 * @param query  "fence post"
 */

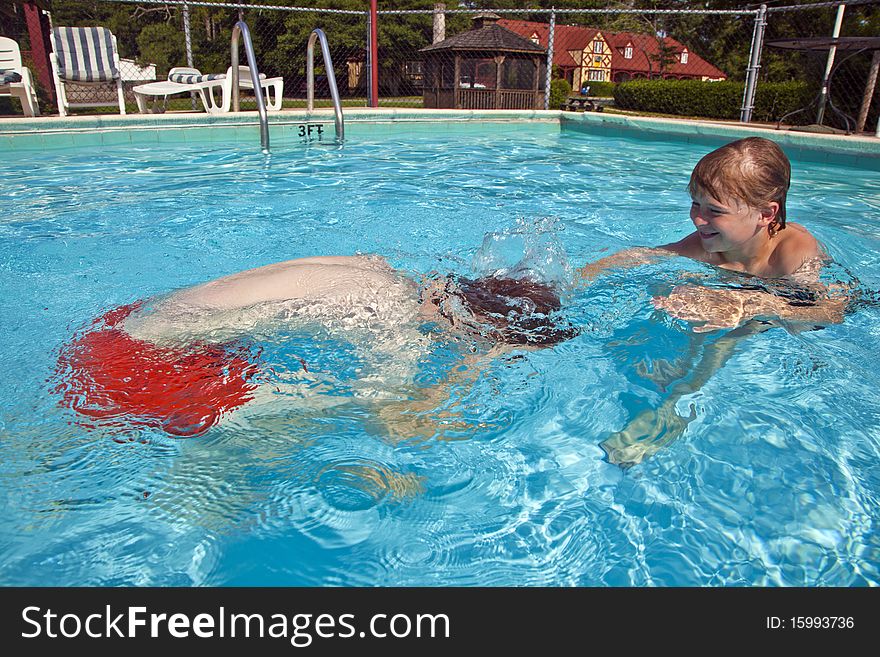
xmin=369 ymin=0 xmax=378 ymax=107
xmin=544 ymin=8 xmax=555 ymax=110
xmin=857 ymin=50 xmax=880 ymax=133
xmin=740 ymin=4 xmax=767 ymax=123
xmin=816 ymin=3 xmax=846 ymax=125
xmin=23 ymin=2 xmax=54 ymax=106
xmin=182 ymin=1 xmax=196 ymax=110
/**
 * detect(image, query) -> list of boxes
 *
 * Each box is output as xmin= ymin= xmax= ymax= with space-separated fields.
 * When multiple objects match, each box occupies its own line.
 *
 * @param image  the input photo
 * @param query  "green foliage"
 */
xmin=136 ymin=23 xmax=185 ymax=76
xmin=584 ymin=81 xmax=615 ymax=97
xmin=614 ymin=80 xmax=741 ymax=119
xmin=752 ymin=81 xmax=815 ymax=124
xmin=613 ymin=79 xmax=812 ymax=123
xmin=549 ymin=77 xmax=571 ymax=109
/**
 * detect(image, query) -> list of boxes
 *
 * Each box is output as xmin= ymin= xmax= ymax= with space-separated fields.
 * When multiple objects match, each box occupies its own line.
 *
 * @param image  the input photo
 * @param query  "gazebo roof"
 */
xmin=421 ymin=15 xmax=546 ymax=55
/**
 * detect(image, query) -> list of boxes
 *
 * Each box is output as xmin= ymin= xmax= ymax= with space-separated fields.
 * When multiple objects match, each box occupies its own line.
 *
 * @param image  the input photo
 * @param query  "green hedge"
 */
xmin=612 ymin=79 xmax=813 ymax=123
xmin=753 ymin=81 xmax=815 ymax=123
xmin=581 ymin=81 xmax=616 ymax=98
xmin=549 ymin=78 xmax=572 ymax=110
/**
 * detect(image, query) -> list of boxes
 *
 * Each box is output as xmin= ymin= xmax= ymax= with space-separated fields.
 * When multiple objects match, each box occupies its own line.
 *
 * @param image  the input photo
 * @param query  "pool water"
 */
xmin=1 ymin=123 xmax=879 ymax=586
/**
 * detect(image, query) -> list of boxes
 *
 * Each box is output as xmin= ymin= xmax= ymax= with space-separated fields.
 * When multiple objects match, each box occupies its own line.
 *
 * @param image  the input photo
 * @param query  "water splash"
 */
xmin=471 ymin=217 xmax=572 ymax=290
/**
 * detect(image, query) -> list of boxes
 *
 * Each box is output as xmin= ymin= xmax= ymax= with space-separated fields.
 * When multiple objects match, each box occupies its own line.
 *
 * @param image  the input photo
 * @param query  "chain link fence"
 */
xmin=764 ymin=0 xmax=880 ymax=132
xmin=1 ymin=1 xmax=878 ymax=134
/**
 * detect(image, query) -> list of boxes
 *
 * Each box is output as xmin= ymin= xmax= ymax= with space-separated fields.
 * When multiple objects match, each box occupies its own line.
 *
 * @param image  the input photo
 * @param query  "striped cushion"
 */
xmin=168 ymin=72 xmax=226 ymax=84
xmin=0 ymin=69 xmax=22 ymax=85
xmin=52 ymin=27 xmax=118 ymax=82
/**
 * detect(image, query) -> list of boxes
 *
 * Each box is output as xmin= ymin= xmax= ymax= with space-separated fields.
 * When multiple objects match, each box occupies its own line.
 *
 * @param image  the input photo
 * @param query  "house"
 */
xmin=498 ymin=19 xmax=726 ymax=88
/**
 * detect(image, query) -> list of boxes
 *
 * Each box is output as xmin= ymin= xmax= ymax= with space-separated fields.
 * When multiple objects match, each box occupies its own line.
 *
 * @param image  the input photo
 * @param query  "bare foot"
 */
xmin=600 ymin=402 xmax=696 ymax=468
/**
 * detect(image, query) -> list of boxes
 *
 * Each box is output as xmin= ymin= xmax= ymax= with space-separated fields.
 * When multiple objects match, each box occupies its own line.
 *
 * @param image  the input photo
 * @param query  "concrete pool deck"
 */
xmin=1 ymin=107 xmax=878 ymax=168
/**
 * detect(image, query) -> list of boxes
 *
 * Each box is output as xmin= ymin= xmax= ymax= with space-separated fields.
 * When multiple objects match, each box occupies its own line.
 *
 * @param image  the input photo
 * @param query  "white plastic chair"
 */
xmin=0 ymin=37 xmax=40 ymax=117
xmin=50 ymin=27 xmax=126 ymax=116
xmin=132 ymin=67 xmax=226 ymax=114
xmin=133 ymin=66 xmax=283 ymax=114
xmin=218 ymin=66 xmax=284 ymax=113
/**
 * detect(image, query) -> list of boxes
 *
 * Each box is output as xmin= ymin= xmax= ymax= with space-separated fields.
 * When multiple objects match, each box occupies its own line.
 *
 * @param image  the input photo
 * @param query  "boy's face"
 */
xmin=689 ymin=188 xmax=776 ymax=253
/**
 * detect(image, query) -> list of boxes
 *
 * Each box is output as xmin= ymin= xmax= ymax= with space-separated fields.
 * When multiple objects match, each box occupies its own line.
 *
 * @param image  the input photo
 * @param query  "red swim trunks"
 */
xmin=55 ymin=303 xmax=260 ymax=437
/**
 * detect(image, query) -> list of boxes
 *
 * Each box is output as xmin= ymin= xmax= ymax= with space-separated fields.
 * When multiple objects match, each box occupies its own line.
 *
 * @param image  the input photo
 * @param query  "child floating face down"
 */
xmin=576 ymin=136 xmax=847 ymax=332
xmin=56 ymin=255 xmax=577 ymax=437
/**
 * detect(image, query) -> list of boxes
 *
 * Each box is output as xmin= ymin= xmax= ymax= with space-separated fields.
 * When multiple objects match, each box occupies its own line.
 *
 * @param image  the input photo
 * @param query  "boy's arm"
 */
xmin=574 ymin=246 xmax=676 ymax=285
xmin=653 ymin=284 xmax=847 ymax=332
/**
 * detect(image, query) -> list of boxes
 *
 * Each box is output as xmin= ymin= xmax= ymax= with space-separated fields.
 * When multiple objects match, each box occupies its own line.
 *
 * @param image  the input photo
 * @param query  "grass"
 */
xmin=133 ymin=95 xmax=425 ymax=112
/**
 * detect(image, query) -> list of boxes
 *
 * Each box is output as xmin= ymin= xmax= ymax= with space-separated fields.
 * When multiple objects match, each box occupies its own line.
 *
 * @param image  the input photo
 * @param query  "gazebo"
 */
xmin=420 ymin=13 xmax=547 ymax=110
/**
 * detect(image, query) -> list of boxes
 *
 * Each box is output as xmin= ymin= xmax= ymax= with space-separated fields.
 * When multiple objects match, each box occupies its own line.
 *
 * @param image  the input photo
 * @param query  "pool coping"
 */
xmin=1 ymin=108 xmax=878 ymax=161
xmin=0 ymin=108 xmax=559 ymax=134
xmin=561 ymin=110 xmax=880 ymax=160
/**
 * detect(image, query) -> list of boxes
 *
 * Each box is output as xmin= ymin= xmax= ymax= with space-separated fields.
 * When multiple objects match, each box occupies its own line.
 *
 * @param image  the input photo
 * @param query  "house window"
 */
xmin=624 ymin=46 xmax=633 ymax=59
xmin=593 ymin=40 xmax=603 ymax=54
xmin=588 ymin=69 xmax=605 ymax=82
xmin=681 ymin=50 xmax=688 ymax=64
xmin=594 ymin=56 xmax=602 ymax=65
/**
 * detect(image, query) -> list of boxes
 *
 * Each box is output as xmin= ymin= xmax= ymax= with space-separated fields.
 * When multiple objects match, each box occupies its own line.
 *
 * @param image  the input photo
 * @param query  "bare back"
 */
xmin=122 ymin=255 xmax=421 ymax=343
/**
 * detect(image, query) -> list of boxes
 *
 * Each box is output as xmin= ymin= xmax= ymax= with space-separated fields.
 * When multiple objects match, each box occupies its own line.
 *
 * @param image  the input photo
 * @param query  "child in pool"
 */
xmin=576 ymin=136 xmax=848 ymax=467
xmin=577 ymin=136 xmax=846 ymax=331
xmin=57 ymin=255 xmax=576 ymax=437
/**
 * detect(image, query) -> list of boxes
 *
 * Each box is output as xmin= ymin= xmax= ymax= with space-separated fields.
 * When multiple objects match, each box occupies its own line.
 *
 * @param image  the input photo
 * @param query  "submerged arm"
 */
xmin=653 ymin=284 xmax=847 ymax=333
xmin=369 ymin=344 xmax=515 ymax=443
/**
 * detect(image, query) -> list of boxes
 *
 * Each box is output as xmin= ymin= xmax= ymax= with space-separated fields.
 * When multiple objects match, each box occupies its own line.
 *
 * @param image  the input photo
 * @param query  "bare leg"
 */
xmin=600 ymin=321 xmax=770 ymax=468
xmin=635 ymin=332 xmax=708 ymax=391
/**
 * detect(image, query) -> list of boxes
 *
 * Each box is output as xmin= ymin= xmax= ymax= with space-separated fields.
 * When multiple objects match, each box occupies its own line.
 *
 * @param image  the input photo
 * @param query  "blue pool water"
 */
xmin=1 ymin=122 xmax=879 ymax=586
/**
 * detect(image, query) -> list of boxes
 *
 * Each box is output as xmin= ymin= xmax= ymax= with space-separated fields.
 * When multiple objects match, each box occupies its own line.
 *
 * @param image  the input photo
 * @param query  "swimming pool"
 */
xmin=2 ymin=119 xmax=879 ymax=586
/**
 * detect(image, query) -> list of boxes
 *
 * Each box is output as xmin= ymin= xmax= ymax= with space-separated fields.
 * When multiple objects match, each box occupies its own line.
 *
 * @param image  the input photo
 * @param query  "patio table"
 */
xmin=766 ymin=36 xmax=880 ymax=135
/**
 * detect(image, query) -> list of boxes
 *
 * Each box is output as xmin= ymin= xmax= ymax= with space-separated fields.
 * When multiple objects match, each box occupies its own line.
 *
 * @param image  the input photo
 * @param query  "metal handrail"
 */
xmin=230 ymin=20 xmax=270 ymax=153
xmin=307 ymin=28 xmax=345 ymax=141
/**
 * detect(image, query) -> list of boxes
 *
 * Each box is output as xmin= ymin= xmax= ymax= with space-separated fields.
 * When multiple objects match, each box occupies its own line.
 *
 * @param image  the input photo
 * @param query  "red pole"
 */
xmin=23 ymin=1 xmax=55 ymax=105
xmin=370 ymin=0 xmax=378 ymax=107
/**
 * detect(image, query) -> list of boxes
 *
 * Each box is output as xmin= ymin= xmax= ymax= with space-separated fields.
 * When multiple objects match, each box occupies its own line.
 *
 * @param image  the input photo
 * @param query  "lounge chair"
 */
xmin=0 ymin=36 xmax=40 ymax=117
xmin=50 ymin=26 xmax=126 ymax=116
xmin=132 ymin=67 xmax=226 ymax=114
xmin=133 ymin=66 xmax=284 ymax=114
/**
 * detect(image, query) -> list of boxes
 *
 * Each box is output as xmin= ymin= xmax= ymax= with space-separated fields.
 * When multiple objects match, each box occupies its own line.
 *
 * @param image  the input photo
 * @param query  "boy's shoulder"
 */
xmin=771 ymin=223 xmax=821 ymax=276
xmin=660 ymin=232 xmax=705 ymax=259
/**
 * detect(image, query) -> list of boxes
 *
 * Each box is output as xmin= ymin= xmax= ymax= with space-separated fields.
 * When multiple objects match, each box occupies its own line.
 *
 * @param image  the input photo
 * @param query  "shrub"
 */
xmin=613 ymin=79 xmax=812 ymax=122
xmin=753 ymin=81 xmax=814 ymax=124
xmin=549 ymin=77 xmax=572 ymax=110
xmin=582 ymin=81 xmax=616 ymax=98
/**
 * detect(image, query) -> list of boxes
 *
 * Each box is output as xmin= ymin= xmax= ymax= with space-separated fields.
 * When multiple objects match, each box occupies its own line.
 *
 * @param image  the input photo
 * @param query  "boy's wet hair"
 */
xmin=453 ymin=276 xmax=578 ymax=346
xmin=689 ymin=137 xmax=791 ymax=237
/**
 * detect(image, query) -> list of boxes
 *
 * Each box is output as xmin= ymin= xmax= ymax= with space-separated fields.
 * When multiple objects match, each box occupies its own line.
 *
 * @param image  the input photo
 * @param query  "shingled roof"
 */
xmin=421 ymin=14 xmax=546 ymax=55
xmin=498 ymin=19 xmax=599 ymax=68
xmin=499 ymin=18 xmax=727 ymax=80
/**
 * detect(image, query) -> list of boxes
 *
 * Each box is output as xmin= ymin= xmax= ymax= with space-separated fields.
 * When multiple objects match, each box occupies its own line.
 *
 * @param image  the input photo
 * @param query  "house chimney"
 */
xmin=433 ymin=3 xmax=445 ymax=44
xmin=472 ymin=12 xmax=500 ymax=30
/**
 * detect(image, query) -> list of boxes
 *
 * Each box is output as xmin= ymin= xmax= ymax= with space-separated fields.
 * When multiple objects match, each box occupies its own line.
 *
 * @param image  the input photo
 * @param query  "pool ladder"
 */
xmin=230 ymin=20 xmax=270 ymax=153
xmin=228 ymin=23 xmax=344 ymax=150
xmin=307 ymin=28 xmax=345 ymax=141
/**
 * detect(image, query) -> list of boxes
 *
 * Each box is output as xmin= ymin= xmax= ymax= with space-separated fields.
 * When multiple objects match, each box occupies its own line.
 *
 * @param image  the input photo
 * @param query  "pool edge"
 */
xmin=1 ymin=108 xmax=878 ymax=166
